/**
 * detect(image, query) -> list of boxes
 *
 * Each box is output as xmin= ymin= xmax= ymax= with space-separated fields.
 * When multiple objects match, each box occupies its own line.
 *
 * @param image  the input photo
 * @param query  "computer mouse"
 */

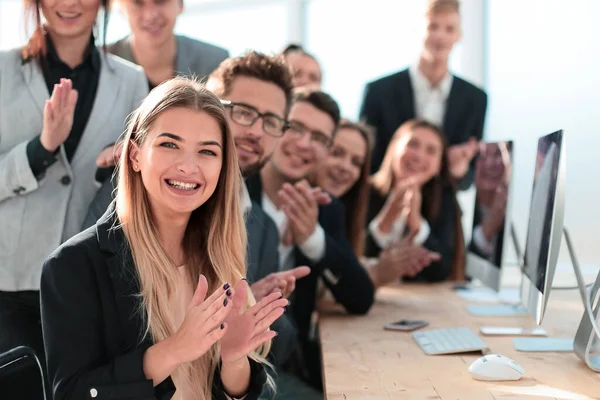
xmin=468 ymin=354 xmax=525 ymax=381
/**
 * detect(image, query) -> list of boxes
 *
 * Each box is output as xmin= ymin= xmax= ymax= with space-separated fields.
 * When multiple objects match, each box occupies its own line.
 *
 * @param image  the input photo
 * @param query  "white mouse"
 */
xmin=468 ymin=354 xmax=525 ymax=381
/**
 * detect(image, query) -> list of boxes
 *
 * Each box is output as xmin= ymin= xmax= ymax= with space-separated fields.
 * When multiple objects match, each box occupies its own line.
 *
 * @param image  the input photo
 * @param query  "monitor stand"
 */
xmin=466 ymin=224 xmax=530 ymax=317
xmin=513 ymin=227 xmax=600 ymax=369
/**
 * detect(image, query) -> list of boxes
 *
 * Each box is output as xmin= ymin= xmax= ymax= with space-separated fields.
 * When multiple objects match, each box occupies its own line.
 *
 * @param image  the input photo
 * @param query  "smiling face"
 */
xmin=475 ymin=143 xmax=508 ymax=191
xmin=40 ymin=0 xmax=100 ymax=40
xmin=224 ymin=76 xmax=287 ymax=177
xmin=392 ymin=126 xmax=443 ymax=184
xmin=129 ymin=107 xmax=223 ymax=218
xmin=422 ymin=10 xmax=461 ymax=63
xmin=269 ymin=101 xmax=335 ymax=182
xmin=286 ymin=51 xmax=322 ymax=89
xmin=119 ymin=0 xmax=182 ymax=47
xmin=316 ymin=127 xmax=367 ymax=198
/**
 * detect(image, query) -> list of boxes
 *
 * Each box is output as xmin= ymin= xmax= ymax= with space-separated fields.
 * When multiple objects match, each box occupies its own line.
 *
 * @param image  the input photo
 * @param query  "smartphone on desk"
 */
xmin=384 ymin=319 xmax=429 ymax=332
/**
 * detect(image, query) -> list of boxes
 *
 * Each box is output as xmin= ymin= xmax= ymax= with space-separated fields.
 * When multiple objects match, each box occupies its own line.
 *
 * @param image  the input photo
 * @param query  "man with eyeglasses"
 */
xmin=246 ymin=89 xmax=375 ymax=392
xmin=207 ymin=52 xmax=332 ymax=399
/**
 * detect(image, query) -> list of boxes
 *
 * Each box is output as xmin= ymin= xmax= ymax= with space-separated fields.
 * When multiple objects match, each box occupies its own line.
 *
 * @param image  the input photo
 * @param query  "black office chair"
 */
xmin=0 ymin=346 xmax=47 ymax=400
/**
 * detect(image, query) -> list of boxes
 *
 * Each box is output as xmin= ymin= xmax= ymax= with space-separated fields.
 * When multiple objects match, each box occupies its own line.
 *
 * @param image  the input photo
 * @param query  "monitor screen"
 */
xmin=469 ymin=141 xmax=513 ymax=268
xmin=523 ymin=131 xmax=563 ymax=294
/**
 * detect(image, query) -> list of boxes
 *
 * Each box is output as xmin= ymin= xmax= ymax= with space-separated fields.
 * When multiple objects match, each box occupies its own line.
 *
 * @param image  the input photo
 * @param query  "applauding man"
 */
xmin=246 ymin=89 xmax=375 ymax=390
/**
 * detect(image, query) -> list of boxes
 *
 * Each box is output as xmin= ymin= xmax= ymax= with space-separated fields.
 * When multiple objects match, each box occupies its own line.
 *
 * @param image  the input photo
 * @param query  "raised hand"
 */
xmin=250 ymin=266 xmax=311 ymax=301
xmin=448 ymin=137 xmax=479 ymax=179
xmin=369 ymin=234 xmax=440 ymax=287
xmin=404 ymin=187 xmax=423 ymax=236
xmin=96 ymin=142 xmax=124 ymax=168
xmin=168 ymin=275 xmax=233 ymax=364
xmin=310 ymin=186 xmax=331 ymax=205
xmin=220 ymin=280 xmax=288 ymax=363
xmin=41 ymin=78 xmax=78 ymax=152
xmin=376 ymin=176 xmax=421 ymax=234
xmin=279 ymin=180 xmax=319 ymax=244
xmin=281 ymin=186 xmax=329 ymax=245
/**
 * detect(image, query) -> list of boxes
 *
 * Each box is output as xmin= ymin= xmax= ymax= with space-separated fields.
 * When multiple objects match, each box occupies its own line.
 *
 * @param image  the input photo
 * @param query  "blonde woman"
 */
xmin=40 ymin=78 xmax=287 ymax=400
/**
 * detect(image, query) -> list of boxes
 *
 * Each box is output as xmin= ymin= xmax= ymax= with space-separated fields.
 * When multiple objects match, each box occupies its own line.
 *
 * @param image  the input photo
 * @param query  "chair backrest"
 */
xmin=0 ymin=346 xmax=47 ymax=400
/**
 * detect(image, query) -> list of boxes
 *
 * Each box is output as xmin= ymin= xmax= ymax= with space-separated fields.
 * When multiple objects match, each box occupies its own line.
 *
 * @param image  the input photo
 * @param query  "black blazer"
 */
xmin=365 ymin=185 xmax=459 ymax=282
xmin=360 ymin=68 xmax=488 ymax=189
xmin=245 ymin=200 xmax=298 ymax=368
xmin=40 ymin=206 xmax=267 ymax=400
xmin=83 ymin=182 xmax=298 ymax=369
xmin=245 ymin=174 xmax=375 ymax=341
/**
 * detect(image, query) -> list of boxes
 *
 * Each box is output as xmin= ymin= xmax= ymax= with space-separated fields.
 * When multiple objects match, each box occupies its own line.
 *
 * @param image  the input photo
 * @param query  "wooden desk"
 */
xmin=319 ymin=283 xmax=600 ymax=400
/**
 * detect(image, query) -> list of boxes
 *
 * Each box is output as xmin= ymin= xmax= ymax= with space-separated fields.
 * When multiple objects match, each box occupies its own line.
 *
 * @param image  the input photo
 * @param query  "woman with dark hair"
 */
xmin=366 ymin=119 xmax=465 ymax=282
xmin=0 ymin=0 xmax=148 ymax=391
xmin=314 ymin=119 xmax=373 ymax=256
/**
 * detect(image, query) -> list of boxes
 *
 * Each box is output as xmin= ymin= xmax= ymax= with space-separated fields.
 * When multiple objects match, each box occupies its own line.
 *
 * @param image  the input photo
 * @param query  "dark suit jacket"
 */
xmin=365 ymin=186 xmax=459 ymax=282
xmin=360 ymin=68 xmax=488 ymax=189
xmin=41 ymin=207 xmax=267 ymax=400
xmin=245 ymin=200 xmax=298 ymax=368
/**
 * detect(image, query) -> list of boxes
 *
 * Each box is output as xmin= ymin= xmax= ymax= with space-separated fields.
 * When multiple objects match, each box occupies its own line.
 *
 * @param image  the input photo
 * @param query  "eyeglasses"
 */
xmin=286 ymin=120 xmax=333 ymax=151
xmin=221 ymin=100 xmax=287 ymax=137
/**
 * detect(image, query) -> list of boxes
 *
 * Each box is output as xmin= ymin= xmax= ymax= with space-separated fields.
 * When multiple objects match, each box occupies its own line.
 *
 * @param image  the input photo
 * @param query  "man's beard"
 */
xmin=240 ymin=155 xmax=272 ymax=178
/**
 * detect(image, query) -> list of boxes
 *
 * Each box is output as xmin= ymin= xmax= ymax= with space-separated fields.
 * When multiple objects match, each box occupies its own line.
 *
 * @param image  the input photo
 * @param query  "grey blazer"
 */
xmin=0 ymin=48 xmax=148 ymax=291
xmin=108 ymin=34 xmax=229 ymax=81
xmin=246 ymin=201 xmax=298 ymax=368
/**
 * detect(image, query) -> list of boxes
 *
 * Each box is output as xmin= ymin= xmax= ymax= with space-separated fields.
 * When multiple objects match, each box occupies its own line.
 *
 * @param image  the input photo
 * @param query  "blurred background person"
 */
xmin=469 ymin=141 xmax=512 ymax=265
xmin=366 ymin=120 xmax=465 ymax=282
xmin=360 ymin=0 xmax=487 ymax=189
xmin=282 ymin=43 xmax=322 ymax=89
xmin=314 ymin=120 xmax=440 ymax=289
xmin=110 ymin=0 xmax=229 ymax=90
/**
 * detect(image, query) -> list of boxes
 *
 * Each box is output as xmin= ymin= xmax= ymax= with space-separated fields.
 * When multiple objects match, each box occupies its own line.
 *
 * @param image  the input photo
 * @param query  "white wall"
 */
xmin=486 ymin=0 xmax=600 ymax=266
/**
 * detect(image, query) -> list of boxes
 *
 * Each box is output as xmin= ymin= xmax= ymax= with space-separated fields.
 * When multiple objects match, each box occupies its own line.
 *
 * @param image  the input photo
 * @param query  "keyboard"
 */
xmin=412 ymin=327 xmax=490 ymax=355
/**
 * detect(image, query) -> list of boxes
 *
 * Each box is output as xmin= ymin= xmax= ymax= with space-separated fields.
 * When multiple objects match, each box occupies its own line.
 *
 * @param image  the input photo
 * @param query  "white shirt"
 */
xmin=408 ymin=64 xmax=453 ymax=127
xmin=261 ymin=193 xmax=326 ymax=271
xmin=368 ymin=213 xmax=430 ymax=249
xmin=240 ymin=183 xmax=252 ymax=215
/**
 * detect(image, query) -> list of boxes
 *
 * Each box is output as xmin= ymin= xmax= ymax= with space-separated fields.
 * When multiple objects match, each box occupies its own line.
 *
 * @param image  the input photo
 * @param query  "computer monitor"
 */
xmin=520 ymin=130 xmax=565 ymax=326
xmin=466 ymin=141 xmax=514 ymax=291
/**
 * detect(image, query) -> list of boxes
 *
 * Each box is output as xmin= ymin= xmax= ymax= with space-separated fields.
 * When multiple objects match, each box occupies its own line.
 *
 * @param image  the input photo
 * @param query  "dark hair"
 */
xmin=207 ymin=51 xmax=294 ymax=115
xmin=371 ymin=119 xmax=465 ymax=280
xmin=22 ymin=0 xmax=110 ymax=60
xmin=336 ymin=120 xmax=374 ymax=256
xmin=282 ymin=43 xmax=305 ymax=56
xmin=291 ymin=88 xmax=341 ymax=132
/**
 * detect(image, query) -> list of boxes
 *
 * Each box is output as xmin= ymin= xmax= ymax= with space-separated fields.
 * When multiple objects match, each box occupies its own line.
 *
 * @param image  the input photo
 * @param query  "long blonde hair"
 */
xmin=115 ymin=77 xmax=270 ymax=398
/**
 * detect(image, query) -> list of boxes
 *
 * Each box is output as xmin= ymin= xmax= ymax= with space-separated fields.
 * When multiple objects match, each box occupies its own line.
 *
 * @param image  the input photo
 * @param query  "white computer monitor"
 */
xmin=466 ymin=141 xmax=514 ymax=291
xmin=520 ymin=130 xmax=566 ymax=325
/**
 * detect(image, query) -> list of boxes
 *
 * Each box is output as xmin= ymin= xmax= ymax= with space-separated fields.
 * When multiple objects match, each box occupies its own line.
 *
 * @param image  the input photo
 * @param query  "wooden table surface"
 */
xmin=319 ymin=283 xmax=600 ymax=400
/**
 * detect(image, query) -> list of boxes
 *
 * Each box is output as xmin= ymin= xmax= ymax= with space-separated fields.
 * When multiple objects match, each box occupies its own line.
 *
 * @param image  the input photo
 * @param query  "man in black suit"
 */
xmin=247 ymin=89 xmax=375 ymax=391
xmin=360 ymin=0 xmax=487 ymax=189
